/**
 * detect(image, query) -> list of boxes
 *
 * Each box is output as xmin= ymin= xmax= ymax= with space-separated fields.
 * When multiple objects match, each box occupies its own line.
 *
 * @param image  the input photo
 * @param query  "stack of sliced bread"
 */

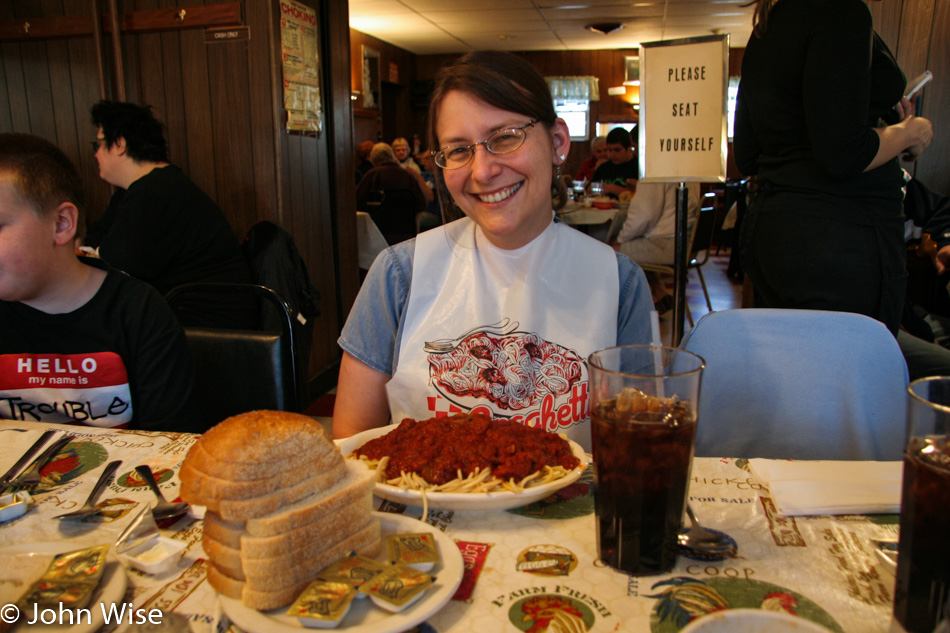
xmin=180 ymin=410 xmax=379 ymax=610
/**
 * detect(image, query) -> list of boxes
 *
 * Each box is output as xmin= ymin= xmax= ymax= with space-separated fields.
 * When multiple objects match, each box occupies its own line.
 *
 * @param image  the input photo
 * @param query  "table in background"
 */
xmin=356 ymin=211 xmax=389 ymax=270
xmin=559 ymin=201 xmax=624 ymax=242
xmin=0 ymin=420 xmax=899 ymax=633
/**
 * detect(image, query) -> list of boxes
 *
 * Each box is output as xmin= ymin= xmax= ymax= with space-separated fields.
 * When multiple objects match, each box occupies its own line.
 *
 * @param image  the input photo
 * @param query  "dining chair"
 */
xmin=639 ymin=205 xmax=716 ymax=326
xmin=166 ymin=283 xmax=299 ymax=432
xmin=680 ymin=308 xmax=909 ymax=461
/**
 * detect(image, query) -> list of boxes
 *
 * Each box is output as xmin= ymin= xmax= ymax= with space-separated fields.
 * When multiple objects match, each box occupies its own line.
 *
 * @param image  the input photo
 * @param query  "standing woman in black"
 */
xmin=734 ymin=0 xmax=933 ymax=334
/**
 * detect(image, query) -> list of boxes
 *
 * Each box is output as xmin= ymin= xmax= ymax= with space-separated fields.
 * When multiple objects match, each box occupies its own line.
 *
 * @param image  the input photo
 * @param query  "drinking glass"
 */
xmin=572 ymin=180 xmax=586 ymax=201
xmin=894 ymin=377 xmax=950 ymax=633
xmin=588 ymin=345 xmax=705 ymax=575
xmin=589 ymin=181 xmax=604 ymax=197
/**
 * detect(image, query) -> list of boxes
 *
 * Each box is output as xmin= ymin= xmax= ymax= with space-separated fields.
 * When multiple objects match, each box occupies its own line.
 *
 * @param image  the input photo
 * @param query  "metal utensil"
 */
xmin=53 ymin=460 xmax=122 ymax=521
xmin=5 ymin=434 xmax=76 ymax=492
xmin=135 ymin=465 xmax=189 ymax=522
xmin=678 ymin=505 xmax=737 ymax=557
xmin=0 ymin=430 xmax=56 ymax=487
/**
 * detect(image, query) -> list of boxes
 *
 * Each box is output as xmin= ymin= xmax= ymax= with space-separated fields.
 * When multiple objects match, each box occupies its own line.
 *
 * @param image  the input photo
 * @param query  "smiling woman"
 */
xmin=332 ymin=51 xmax=655 ymax=450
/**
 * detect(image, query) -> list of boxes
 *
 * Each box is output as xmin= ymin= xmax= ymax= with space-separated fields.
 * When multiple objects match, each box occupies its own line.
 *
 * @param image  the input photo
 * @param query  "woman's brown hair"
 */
xmin=747 ymin=0 xmax=780 ymax=38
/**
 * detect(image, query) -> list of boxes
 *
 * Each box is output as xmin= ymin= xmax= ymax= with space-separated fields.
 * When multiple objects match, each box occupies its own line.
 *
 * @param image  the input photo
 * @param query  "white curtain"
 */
xmin=545 ymin=76 xmax=600 ymax=102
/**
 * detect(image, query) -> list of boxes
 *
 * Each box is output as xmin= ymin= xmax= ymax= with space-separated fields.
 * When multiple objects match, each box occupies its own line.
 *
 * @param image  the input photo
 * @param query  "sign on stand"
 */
xmin=637 ymin=34 xmax=729 ymax=343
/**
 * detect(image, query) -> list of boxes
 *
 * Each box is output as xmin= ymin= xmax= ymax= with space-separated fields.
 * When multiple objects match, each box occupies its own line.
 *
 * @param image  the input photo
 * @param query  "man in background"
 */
xmin=613 ymin=181 xmax=699 ymax=313
xmin=591 ymin=127 xmax=639 ymax=199
xmin=392 ymin=137 xmax=422 ymax=175
xmin=85 ymin=100 xmax=256 ymax=329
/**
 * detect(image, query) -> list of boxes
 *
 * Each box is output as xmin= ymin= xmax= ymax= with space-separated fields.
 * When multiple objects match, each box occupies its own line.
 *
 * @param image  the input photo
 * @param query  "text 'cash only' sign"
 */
xmin=638 ymin=34 xmax=729 ymax=183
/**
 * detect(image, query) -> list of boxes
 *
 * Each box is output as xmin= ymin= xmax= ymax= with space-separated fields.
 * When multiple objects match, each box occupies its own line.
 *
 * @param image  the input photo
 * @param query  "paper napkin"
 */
xmin=748 ymin=458 xmax=903 ymax=517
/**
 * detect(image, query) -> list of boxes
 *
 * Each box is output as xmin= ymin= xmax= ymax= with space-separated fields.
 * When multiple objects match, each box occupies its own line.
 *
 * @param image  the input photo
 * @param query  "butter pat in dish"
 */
xmin=117 ymin=536 xmax=186 ymax=574
xmin=0 ymin=491 xmax=32 ymax=523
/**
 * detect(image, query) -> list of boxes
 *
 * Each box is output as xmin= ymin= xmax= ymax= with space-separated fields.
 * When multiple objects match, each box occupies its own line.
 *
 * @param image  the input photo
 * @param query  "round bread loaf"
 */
xmin=180 ymin=410 xmax=345 ymax=518
xmin=192 ymin=410 xmax=334 ymax=465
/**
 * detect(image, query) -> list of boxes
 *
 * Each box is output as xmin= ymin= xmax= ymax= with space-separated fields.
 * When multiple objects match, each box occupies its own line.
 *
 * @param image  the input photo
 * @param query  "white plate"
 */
xmin=219 ymin=512 xmax=464 ymax=633
xmin=680 ymin=609 xmax=833 ymax=633
xmin=336 ymin=425 xmax=589 ymax=511
xmin=0 ymin=542 xmax=128 ymax=633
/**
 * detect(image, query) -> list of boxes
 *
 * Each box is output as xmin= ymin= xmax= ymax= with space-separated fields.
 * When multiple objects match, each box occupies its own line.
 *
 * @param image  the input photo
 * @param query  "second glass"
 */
xmin=588 ymin=345 xmax=705 ymax=576
xmin=894 ymin=376 xmax=950 ymax=633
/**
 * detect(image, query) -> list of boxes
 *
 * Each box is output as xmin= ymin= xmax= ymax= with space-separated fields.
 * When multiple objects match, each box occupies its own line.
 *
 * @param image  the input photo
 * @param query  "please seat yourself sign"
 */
xmin=638 ymin=34 xmax=729 ymax=183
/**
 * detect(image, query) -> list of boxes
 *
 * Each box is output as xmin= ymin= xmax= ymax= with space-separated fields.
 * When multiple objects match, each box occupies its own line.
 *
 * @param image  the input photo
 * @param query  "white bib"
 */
xmin=386 ymin=216 xmax=618 ymax=451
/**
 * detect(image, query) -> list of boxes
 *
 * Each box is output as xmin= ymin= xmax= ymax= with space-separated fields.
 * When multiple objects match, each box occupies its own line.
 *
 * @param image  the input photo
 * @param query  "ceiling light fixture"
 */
xmin=585 ymin=22 xmax=624 ymax=35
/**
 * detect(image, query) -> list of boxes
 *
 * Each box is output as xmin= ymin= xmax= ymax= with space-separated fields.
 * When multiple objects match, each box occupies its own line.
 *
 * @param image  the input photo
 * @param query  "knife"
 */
xmin=0 ymin=429 xmax=57 ymax=487
xmin=5 ymin=434 xmax=76 ymax=490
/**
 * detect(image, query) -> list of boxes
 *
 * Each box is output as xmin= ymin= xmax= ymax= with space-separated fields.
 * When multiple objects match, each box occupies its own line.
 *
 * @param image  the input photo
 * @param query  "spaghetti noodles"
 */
xmin=347 ymin=413 xmax=581 ymax=496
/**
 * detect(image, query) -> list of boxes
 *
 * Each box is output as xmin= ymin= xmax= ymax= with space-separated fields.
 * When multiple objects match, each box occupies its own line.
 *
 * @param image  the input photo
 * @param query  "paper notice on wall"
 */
xmin=279 ymin=0 xmax=322 ymax=134
xmin=638 ymin=34 xmax=729 ymax=183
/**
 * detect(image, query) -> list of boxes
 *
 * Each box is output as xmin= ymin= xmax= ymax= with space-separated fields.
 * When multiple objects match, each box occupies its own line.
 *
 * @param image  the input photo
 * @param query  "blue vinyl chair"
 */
xmin=679 ymin=308 xmax=909 ymax=460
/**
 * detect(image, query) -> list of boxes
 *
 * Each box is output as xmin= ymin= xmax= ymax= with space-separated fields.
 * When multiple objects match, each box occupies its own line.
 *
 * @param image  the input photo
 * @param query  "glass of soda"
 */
xmin=895 ymin=377 xmax=950 ymax=633
xmin=588 ymin=345 xmax=705 ymax=576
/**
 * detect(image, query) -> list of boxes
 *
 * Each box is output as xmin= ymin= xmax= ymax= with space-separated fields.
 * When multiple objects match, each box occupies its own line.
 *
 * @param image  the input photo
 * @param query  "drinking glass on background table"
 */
xmin=572 ymin=180 xmax=586 ymax=201
xmin=589 ymin=181 xmax=604 ymax=197
xmin=894 ymin=377 xmax=950 ymax=633
xmin=588 ymin=345 xmax=705 ymax=576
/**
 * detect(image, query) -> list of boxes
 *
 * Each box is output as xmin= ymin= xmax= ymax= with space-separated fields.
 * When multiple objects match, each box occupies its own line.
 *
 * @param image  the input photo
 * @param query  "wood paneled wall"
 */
xmin=870 ymin=0 xmax=949 ymax=195
xmin=1 ymin=0 xmax=360 ymax=403
xmin=349 ymin=29 xmax=419 ymax=149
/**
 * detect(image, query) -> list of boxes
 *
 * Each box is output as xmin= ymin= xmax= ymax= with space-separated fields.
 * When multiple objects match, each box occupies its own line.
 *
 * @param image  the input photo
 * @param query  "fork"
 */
xmin=4 ymin=435 xmax=76 ymax=493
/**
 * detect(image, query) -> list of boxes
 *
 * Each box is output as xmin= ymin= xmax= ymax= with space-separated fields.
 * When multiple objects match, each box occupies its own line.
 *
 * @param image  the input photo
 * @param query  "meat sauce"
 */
xmin=354 ymin=413 xmax=580 ymax=486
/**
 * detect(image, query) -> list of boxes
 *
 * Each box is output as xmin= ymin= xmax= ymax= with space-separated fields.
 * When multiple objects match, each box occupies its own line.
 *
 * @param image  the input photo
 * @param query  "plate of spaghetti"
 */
xmin=336 ymin=413 xmax=588 ymax=512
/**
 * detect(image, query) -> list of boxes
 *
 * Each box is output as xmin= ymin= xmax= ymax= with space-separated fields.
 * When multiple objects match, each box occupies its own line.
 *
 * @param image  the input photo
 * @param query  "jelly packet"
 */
xmin=43 ymin=544 xmax=110 ymax=583
xmin=317 ymin=553 xmax=387 ymax=597
xmin=385 ymin=533 xmax=439 ymax=572
xmin=286 ymin=580 xmax=357 ymax=628
xmin=21 ymin=579 xmax=99 ymax=610
xmin=360 ymin=565 xmax=434 ymax=612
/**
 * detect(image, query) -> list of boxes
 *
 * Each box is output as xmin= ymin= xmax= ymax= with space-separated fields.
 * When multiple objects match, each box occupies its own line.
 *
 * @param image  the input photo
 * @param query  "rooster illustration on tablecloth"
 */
xmin=648 ymin=577 xmax=843 ymax=632
xmin=518 ymin=595 xmax=592 ymax=633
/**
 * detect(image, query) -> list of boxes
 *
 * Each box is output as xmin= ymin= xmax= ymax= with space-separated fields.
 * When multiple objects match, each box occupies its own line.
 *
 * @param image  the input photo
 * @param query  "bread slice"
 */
xmin=203 ymin=495 xmax=375 ymax=578
xmin=245 ymin=459 xmax=374 ymax=536
xmin=184 ymin=411 xmax=335 ymax=481
xmin=180 ymin=448 xmax=342 ymax=503
xmin=246 ymin=519 xmax=381 ymax=589
xmin=201 ymin=514 xmax=244 ymax=550
xmin=212 ymin=459 xmax=347 ymax=521
xmin=207 ymin=523 xmax=383 ymax=611
xmin=201 ymin=459 xmax=374 ymax=544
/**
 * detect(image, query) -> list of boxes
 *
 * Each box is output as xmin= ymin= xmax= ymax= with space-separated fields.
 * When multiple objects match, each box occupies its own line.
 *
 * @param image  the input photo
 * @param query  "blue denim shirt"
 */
xmin=339 ymin=234 xmax=653 ymax=377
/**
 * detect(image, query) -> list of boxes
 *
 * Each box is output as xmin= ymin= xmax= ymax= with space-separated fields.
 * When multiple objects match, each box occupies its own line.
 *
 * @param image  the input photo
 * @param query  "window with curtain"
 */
xmin=546 ymin=77 xmax=600 ymax=140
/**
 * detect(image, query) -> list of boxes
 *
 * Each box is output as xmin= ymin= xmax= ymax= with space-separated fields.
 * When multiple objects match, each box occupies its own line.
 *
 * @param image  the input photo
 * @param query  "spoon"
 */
xmin=678 ymin=505 xmax=737 ymax=558
xmin=53 ymin=460 xmax=122 ymax=521
xmin=135 ymin=465 xmax=189 ymax=522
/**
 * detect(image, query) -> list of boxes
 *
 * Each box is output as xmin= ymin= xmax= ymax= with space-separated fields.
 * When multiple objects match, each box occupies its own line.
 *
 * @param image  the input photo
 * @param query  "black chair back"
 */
xmin=366 ymin=188 xmax=418 ymax=245
xmin=166 ymin=283 xmax=298 ymax=431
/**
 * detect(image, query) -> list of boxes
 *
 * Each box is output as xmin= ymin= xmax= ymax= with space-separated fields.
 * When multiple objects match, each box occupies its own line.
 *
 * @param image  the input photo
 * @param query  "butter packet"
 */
xmin=385 ymin=533 xmax=439 ymax=572
xmin=286 ymin=580 xmax=357 ymax=628
xmin=317 ymin=553 xmax=387 ymax=598
xmin=44 ymin=544 xmax=110 ymax=583
xmin=21 ymin=579 xmax=99 ymax=610
xmin=360 ymin=565 xmax=434 ymax=613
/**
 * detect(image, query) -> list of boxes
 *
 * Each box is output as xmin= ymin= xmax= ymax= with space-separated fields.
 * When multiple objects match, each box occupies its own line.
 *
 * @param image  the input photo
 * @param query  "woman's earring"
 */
xmin=559 ymin=154 xmax=566 ymax=161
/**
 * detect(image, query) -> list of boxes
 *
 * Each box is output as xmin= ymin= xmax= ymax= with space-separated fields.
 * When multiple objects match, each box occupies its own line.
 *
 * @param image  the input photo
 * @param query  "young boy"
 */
xmin=0 ymin=133 xmax=194 ymax=430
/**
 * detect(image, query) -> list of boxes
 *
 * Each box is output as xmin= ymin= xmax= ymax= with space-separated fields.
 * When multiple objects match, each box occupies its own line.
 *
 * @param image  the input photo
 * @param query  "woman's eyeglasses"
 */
xmin=433 ymin=120 xmax=538 ymax=170
xmin=90 ymin=138 xmax=106 ymax=152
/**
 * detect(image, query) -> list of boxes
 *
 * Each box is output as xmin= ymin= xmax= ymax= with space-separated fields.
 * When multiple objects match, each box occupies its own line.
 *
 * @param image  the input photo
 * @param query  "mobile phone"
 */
xmin=905 ymin=70 xmax=932 ymax=100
